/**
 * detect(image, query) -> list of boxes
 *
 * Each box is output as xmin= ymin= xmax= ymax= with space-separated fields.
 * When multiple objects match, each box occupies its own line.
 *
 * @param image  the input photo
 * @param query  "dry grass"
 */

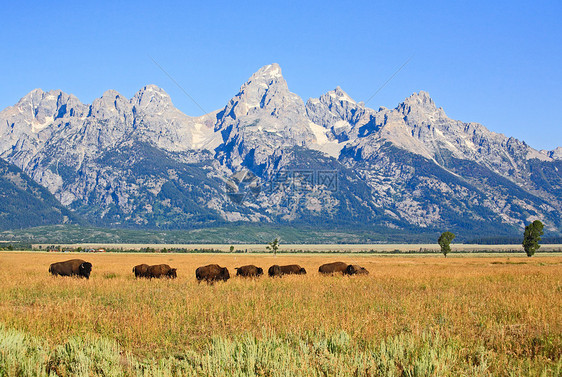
xmin=0 ymin=252 xmax=561 ymax=375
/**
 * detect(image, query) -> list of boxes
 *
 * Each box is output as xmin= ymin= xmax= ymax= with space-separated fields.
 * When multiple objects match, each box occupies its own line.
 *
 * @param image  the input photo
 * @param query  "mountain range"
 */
xmin=1 ymin=63 xmax=561 ymax=239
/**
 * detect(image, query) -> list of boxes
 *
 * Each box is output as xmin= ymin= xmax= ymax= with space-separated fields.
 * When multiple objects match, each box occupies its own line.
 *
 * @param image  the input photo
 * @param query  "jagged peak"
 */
xmin=326 ymin=86 xmax=356 ymax=104
xmin=397 ymin=90 xmax=444 ymax=117
xmin=26 ymin=88 xmax=45 ymax=96
xmin=15 ymin=89 xmax=84 ymax=110
xmin=241 ymin=63 xmax=287 ymax=91
xmin=100 ymin=89 xmax=124 ymax=99
xmin=16 ymin=88 xmax=47 ymax=106
xmin=219 ymin=63 xmax=303 ymax=119
xmin=135 ymin=84 xmax=168 ymax=95
xmin=131 ymin=85 xmax=172 ymax=111
xmin=15 ymin=88 xmax=81 ymax=111
xmin=403 ymin=90 xmax=434 ymax=106
xmin=89 ymin=89 xmax=131 ymax=117
xmin=252 ymin=63 xmax=283 ymax=80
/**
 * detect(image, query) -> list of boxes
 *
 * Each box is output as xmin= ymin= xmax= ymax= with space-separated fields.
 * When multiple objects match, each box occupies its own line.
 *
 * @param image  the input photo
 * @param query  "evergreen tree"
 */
xmin=522 ymin=220 xmax=544 ymax=257
xmin=438 ymin=231 xmax=456 ymax=257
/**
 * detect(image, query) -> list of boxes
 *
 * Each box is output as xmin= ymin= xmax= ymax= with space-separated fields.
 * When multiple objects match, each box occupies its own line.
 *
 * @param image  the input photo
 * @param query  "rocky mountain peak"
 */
xmin=330 ymin=86 xmax=356 ymax=104
xmin=402 ymin=89 xmax=435 ymax=106
xmin=131 ymin=85 xmax=173 ymax=113
xmin=394 ymin=91 xmax=449 ymax=138
xmin=89 ymin=89 xmax=132 ymax=119
xmin=397 ymin=90 xmax=443 ymax=116
xmin=5 ymin=89 xmax=87 ymax=133
xmin=306 ymin=86 xmax=374 ymax=142
xmin=250 ymin=63 xmax=283 ymax=83
xmin=16 ymin=88 xmax=45 ymax=106
xmin=217 ymin=63 xmax=306 ymax=124
xmin=214 ymin=64 xmax=315 ymax=167
xmin=232 ymin=63 xmax=297 ymax=112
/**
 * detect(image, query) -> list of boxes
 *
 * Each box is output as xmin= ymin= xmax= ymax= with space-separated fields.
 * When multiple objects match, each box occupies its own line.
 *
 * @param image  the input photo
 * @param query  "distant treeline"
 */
xmin=0 ymin=243 xmax=31 ymax=251
xmin=465 ymin=236 xmax=562 ymax=245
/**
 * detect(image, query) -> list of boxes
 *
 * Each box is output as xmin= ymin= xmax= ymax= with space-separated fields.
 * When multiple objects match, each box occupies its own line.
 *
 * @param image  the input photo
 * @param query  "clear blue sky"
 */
xmin=2 ymin=1 xmax=561 ymax=150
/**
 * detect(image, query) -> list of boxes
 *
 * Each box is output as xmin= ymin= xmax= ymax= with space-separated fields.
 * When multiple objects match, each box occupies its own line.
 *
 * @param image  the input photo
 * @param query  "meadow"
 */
xmin=0 ymin=251 xmax=561 ymax=376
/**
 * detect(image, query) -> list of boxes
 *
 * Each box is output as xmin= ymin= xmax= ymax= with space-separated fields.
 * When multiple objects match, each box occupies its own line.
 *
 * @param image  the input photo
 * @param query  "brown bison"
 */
xmin=318 ymin=262 xmax=349 ymax=274
xmin=146 ymin=264 xmax=177 ymax=279
xmin=132 ymin=264 xmax=150 ymax=278
xmin=268 ymin=264 xmax=306 ymax=277
xmin=235 ymin=265 xmax=263 ymax=277
xmin=268 ymin=264 xmax=282 ymax=277
xmin=196 ymin=264 xmax=230 ymax=283
xmin=49 ymin=259 xmax=92 ymax=279
xmin=346 ymin=264 xmax=369 ymax=275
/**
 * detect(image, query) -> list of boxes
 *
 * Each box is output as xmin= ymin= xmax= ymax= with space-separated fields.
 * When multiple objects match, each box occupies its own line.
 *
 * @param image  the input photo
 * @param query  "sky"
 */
xmin=2 ymin=1 xmax=561 ymax=150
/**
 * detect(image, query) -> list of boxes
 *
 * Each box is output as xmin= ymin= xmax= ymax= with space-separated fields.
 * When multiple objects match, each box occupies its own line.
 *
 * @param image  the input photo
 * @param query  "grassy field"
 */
xmin=0 ymin=252 xmax=561 ymax=376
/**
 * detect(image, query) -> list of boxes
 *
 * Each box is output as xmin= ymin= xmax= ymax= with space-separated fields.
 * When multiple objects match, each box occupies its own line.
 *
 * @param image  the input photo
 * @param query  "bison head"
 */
xmin=79 ymin=262 xmax=92 ymax=279
xmin=346 ymin=265 xmax=369 ymax=275
xmin=167 ymin=268 xmax=177 ymax=278
xmin=298 ymin=267 xmax=307 ymax=275
xmin=220 ymin=267 xmax=230 ymax=281
xmin=256 ymin=267 xmax=264 ymax=276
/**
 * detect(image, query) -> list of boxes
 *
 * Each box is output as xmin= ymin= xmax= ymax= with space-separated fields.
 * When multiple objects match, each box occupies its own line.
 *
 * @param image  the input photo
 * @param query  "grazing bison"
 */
xmin=235 ymin=265 xmax=263 ymax=277
xmin=146 ymin=264 xmax=177 ymax=279
xmin=49 ymin=259 xmax=92 ymax=279
xmin=268 ymin=264 xmax=306 ymax=277
xmin=318 ymin=262 xmax=349 ymax=274
xmin=132 ymin=264 xmax=150 ymax=278
xmin=196 ymin=264 xmax=230 ymax=283
xmin=346 ymin=264 xmax=369 ymax=275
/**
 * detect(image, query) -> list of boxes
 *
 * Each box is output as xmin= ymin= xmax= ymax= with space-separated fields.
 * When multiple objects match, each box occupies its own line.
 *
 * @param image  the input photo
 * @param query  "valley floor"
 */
xmin=29 ymin=243 xmax=562 ymax=252
xmin=0 ymin=252 xmax=561 ymax=376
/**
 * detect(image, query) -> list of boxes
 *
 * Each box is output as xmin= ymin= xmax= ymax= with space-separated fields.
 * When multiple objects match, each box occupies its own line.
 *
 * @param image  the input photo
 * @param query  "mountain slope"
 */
xmin=0 ymin=158 xmax=79 ymax=230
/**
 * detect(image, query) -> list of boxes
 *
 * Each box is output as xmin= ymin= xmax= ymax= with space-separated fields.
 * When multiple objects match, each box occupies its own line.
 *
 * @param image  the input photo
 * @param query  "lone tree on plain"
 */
xmin=522 ymin=220 xmax=544 ymax=257
xmin=266 ymin=238 xmax=280 ymax=256
xmin=438 ymin=231 xmax=456 ymax=257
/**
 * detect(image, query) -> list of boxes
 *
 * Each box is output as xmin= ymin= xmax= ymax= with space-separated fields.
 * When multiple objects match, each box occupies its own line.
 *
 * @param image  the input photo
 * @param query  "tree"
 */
xmin=522 ymin=220 xmax=544 ymax=257
xmin=438 ymin=231 xmax=455 ymax=257
xmin=229 ymin=245 xmax=235 ymax=253
xmin=266 ymin=238 xmax=280 ymax=256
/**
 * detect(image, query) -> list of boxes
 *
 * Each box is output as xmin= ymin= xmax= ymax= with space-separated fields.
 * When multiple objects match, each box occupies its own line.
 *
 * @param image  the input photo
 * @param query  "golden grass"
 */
xmin=1 ymin=252 xmax=561 ymax=374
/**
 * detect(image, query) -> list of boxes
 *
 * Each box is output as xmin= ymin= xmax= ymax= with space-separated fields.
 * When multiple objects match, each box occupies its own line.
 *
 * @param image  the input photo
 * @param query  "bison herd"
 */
xmin=49 ymin=259 xmax=369 ymax=283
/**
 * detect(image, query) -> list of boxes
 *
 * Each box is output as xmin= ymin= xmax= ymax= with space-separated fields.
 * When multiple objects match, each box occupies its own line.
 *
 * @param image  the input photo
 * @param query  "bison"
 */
xmin=146 ymin=264 xmax=177 ymax=279
xmin=196 ymin=264 xmax=230 ymax=283
xmin=268 ymin=264 xmax=282 ymax=277
xmin=346 ymin=264 xmax=369 ymax=275
xmin=49 ymin=259 xmax=92 ymax=279
xmin=318 ymin=262 xmax=349 ymax=275
xmin=235 ymin=265 xmax=263 ymax=277
xmin=132 ymin=264 xmax=150 ymax=278
xmin=268 ymin=264 xmax=306 ymax=277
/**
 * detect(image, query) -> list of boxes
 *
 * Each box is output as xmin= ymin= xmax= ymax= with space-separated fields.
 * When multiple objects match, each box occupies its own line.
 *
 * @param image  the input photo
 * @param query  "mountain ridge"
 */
xmin=1 ymin=63 xmax=560 ymax=236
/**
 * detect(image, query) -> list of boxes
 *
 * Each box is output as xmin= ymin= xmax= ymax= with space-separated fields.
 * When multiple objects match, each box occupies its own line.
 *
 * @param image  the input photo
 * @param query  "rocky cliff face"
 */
xmin=214 ymin=64 xmax=319 ymax=170
xmin=0 ymin=64 xmax=560 ymax=236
